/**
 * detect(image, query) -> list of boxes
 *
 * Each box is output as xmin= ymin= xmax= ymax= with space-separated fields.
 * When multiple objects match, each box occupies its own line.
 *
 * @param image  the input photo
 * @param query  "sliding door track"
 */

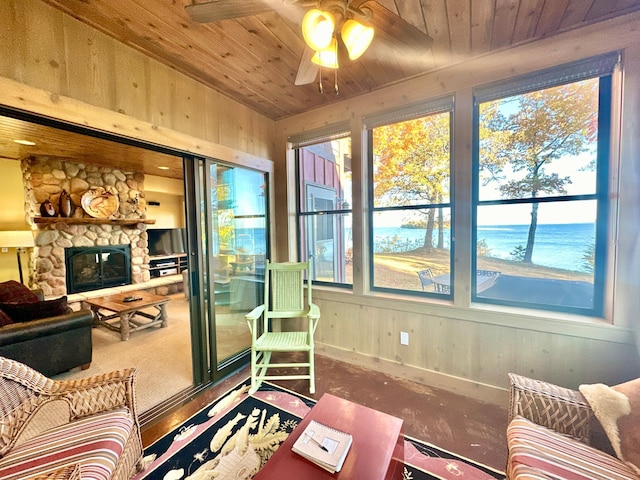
xmin=139 ymin=382 xmax=212 ymax=427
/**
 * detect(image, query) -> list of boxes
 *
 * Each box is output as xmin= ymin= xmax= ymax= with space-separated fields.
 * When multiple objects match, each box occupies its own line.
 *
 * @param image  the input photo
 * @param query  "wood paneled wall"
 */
xmin=275 ymin=13 xmax=640 ymax=403
xmin=0 ymin=0 xmax=275 ymax=160
xmin=2 ymin=0 xmax=639 ymax=404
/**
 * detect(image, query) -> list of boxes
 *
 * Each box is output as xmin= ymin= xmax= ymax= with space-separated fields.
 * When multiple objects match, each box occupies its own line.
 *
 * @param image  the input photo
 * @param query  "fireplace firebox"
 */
xmin=65 ymin=245 xmax=132 ymax=294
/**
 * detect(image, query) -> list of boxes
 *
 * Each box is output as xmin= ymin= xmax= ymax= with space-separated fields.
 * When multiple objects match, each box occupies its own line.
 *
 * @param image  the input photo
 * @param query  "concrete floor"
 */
xmin=141 ymin=353 xmax=509 ymax=472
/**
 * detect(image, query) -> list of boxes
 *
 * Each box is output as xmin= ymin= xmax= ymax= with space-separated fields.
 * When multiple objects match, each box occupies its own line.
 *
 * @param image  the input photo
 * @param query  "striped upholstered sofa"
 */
xmin=0 ymin=357 xmax=143 ymax=480
xmin=506 ymin=373 xmax=639 ymax=479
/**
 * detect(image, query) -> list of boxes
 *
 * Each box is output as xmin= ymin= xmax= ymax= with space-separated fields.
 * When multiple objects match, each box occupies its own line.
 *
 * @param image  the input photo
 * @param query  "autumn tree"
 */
xmin=479 ymin=79 xmax=598 ymax=263
xmin=373 ymin=112 xmax=450 ymax=249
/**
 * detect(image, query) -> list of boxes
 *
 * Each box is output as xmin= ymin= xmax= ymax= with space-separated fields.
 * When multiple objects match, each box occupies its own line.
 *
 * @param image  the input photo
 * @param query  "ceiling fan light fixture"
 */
xmin=302 ymin=9 xmax=335 ymax=51
xmin=311 ymin=37 xmax=339 ymax=69
xmin=341 ymin=19 xmax=374 ymax=60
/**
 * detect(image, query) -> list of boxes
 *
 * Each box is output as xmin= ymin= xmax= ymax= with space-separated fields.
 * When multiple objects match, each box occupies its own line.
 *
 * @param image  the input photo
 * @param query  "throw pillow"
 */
xmin=579 ymin=378 xmax=640 ymax=475
xmin=0 ymin=280 xmax=39 ymax=304
xmin=0 ymin=296 xmax=69 ymax=322
xmin=0 ymin=308 xmax=13 ymax=327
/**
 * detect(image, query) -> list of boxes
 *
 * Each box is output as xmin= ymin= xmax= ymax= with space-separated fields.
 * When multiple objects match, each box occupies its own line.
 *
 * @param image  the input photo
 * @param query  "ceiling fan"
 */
xmin=186 ymin=0 xmax=433 ymax=91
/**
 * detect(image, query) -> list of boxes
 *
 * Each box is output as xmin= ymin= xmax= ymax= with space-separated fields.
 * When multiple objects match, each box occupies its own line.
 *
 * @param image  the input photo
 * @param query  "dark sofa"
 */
xmin=0 ymin=281 xmax=93 ymax=376
xmin=0 ymin=310 xmax=93 ymax=376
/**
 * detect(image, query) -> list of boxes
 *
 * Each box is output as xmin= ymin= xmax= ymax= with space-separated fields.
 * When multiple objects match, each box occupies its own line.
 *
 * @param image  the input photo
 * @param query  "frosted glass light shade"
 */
xmin=311 ymin=37 xmax=339 ymax=69
xmin=302 ymin=9 xmax=335 ymax=51
xmin=0 ymin=230 xmax=34 ymax=248
xmin=341 ymin=19 xmax=374 ymax=60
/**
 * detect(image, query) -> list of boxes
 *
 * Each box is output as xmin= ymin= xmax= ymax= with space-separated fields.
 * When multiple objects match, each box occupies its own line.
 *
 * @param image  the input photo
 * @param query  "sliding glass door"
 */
xmin=185 ymin=157 xmax=269 ymax=382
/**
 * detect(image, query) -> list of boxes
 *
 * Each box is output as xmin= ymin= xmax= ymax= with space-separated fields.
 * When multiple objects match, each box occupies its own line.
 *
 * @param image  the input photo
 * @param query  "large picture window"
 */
xmin=473 ymin=54 xmax=616 ymax=314
xmin=289 ymin=55 xmax=618 ymax=320
xmin=293 ymin=129 xmax=352 ymax=286
xmin=367 ymin=99 xmax=453 ymax=295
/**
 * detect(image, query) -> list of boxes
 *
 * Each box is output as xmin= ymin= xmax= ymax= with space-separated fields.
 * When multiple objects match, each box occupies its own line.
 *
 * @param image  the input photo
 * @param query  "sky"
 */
xmin=372 ymin=147 xmax=598 ymax=228
xmin=476 ymin=200 xmax=597 ymax=226
xmin=477 ymin=150 xmax=597 ymax=225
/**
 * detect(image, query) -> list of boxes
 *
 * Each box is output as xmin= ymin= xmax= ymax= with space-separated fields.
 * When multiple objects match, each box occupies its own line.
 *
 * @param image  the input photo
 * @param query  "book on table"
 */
xmin=291 ymin=420 xmax=353 ymax=473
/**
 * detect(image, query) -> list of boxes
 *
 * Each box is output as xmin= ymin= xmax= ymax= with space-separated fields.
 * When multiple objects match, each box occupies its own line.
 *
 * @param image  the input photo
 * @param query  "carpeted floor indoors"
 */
xmin=56 ymin=293 xmax=194 ymax=413
xmin=56 ymin=292 xmax=251 ymax=414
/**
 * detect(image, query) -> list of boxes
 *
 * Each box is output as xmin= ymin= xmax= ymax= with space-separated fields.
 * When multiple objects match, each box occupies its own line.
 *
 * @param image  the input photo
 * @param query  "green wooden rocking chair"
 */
xmin=245 ymin=259 xmax=320 ymax=394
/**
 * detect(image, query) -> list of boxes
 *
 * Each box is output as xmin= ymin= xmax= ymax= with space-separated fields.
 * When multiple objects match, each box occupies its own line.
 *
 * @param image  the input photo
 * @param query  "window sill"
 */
xmin=311 ymin=287 xmax=632 ymax=344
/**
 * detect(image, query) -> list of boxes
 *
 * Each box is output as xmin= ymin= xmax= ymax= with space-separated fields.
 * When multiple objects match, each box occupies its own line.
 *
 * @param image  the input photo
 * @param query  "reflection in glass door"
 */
xmin=188 ymin=158 xmax=268 ymax=381
xmin=306 ymin=186 xmax=337 ymax=280
xmin=210 ymin=164 xmax=268 ymax=366
xmin=190 ymin=159 xmax=269 ymax=381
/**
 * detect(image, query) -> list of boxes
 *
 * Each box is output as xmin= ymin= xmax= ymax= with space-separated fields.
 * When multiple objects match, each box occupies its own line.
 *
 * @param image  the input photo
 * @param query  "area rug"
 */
xmin=134 ymin=379 xmax=505 ymax=480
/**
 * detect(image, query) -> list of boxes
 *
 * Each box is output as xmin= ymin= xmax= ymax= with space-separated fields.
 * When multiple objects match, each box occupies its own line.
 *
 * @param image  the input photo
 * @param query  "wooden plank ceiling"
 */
xmin=0 ymin=115 xmax=184 ymax=180
xmin=40 ymin=0 xmax=640 ymax=121
xmin=2 ymin=0 xmax=639 ymax=179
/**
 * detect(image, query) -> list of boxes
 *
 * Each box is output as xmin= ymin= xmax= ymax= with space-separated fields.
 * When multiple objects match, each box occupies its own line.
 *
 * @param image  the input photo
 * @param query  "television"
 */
xmin=147 ymin=228 xmax=187 ymax=256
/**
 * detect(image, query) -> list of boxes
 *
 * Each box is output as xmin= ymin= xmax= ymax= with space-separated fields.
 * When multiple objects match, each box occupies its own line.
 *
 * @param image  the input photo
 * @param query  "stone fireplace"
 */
xmin=21 ymin=156 xmax=151 ymax=297
xmin=65 ymin=245 xmax=132 ymax=294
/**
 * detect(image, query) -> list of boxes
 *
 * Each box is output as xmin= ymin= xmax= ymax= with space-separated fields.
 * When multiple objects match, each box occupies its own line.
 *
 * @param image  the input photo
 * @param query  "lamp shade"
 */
xmin=0 ymin=230 xmax=35 ymax=248
xmin=311 ymin=37 xmax=339 ymax=69
xmin=302 ymin=9 xmax=335 ymax=51
xmin=341 ymin=19 xmax=374 ymax=60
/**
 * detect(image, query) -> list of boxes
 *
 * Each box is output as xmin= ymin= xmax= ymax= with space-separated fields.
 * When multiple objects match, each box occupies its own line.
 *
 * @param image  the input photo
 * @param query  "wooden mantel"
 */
xmin=33 ymin=217 xmax=155 ymax=226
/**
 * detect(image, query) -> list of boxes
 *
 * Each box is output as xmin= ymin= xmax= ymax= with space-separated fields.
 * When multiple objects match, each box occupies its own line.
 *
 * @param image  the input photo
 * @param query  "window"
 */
xmin=293 ymin=127 xmax=352 ymax=286
xmin=366 ymin=98 xmax=453 ymax=295
xmin=473 ymin=54 xmax=617 ymax=315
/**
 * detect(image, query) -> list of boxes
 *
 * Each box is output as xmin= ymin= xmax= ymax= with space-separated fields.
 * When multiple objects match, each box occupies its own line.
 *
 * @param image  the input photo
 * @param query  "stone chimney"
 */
xmin=21 ymin=156 xmax=150 ymax=296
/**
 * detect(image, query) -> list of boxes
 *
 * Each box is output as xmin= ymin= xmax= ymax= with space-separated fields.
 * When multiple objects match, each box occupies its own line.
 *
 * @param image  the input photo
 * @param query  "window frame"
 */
xmin=471 ymin=54 xmax=617 ymax=316
xmin=291 ymin=126 xmax=353 ymax=288
xmin=365 ymin=98 xmax=455 ymax=297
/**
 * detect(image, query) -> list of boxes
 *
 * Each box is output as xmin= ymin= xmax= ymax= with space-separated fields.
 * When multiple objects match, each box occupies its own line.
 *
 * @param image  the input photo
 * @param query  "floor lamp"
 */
xmin=0 ymin=230 xmax=35 ymax=284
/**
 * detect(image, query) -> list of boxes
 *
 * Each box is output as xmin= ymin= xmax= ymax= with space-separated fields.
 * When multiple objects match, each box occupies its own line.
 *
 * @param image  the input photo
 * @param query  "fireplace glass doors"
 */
xmin=65 ymin=245 xmax=131 ymax=294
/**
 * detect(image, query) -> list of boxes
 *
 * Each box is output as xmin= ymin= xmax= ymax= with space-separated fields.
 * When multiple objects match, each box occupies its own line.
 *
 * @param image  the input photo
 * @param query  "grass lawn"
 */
xmin=343 ymin=248 xmax=592 ymax=291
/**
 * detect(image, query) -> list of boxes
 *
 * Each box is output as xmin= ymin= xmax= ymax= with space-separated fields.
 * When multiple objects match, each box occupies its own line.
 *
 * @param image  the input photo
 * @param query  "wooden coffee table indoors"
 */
xmin=255 ymin=393 xmax=404 ymax=480
xmin=85 ymin=290 xmax=169 ymax=341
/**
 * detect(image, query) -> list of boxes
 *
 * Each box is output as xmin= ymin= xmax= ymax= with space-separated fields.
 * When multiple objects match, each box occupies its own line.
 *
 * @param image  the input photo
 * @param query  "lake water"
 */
xmin=371 ymin=223 xmax=595 ymax=272
xmin=241 ymin=223 xmax=595 ymax=273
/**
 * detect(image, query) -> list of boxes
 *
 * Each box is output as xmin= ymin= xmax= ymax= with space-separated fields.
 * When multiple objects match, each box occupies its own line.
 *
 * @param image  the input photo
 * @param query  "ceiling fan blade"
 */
xmin=364 ymin=1 xmax=433 ymax=52
xmin=186 ymin=0 xmax=280 ymax=23
xmin=295 ymin=46 xmax=319 ymax=86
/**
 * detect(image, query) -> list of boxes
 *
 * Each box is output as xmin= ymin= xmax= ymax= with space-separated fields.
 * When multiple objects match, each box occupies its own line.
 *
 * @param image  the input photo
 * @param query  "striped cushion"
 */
xmin=25 ymin=464 xmax=81 ymax=480
xmin=509 ymin=464 xmax=556 ymax=480
xmin=0 ymin=408 xmax=133 ymax=480
xmin=507 ymin=416 xmax=638 ymax=480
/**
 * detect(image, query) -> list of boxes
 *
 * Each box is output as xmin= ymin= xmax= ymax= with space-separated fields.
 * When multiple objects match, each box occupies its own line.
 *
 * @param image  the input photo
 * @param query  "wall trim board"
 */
xmin=311 ymin=288 xmax=635 ymax=345
xmin=0 ymin=77 xmax=274 ymax=174
xmin=316 ymin=343 xmax=510 ymax=406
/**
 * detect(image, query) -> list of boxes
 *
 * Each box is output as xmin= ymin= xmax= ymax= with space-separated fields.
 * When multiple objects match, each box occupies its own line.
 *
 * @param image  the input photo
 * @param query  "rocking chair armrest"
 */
xmin=308 ymin=303 xmax=320 ymax=320
xmin=246 ymin=304 xmax=266 ymax=323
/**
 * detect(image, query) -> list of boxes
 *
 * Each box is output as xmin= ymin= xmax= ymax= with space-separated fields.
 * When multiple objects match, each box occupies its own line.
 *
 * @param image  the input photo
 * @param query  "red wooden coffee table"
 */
xmin=255 ymin=393 xmax=404 ymax=479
